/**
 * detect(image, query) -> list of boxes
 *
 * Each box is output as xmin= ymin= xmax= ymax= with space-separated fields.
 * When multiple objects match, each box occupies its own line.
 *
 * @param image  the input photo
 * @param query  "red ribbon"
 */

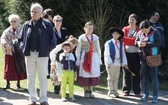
xmin=82 ymin=34 xmax=93 ymax=73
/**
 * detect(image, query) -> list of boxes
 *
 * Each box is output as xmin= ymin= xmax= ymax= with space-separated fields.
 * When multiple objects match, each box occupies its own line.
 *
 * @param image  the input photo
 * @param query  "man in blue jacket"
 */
xmin=19 ymin=3 xmax=56 ymax=105
xmin=149 ymin=11 xmax=164 ymax=52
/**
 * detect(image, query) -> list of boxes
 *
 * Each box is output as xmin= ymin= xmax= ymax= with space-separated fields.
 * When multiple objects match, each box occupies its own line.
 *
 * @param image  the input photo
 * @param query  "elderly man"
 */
xmin=19 ymin=3 xmax=56 ymax=105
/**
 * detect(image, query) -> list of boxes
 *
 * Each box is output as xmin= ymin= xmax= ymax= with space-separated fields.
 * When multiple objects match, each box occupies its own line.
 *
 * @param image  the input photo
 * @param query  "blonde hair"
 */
xmin=8 ymin=14 xmax=20 ymax=23
xmin=84 ymin=21 xmax=95 ymax=29
xmin=67 ymin=35 xmax=78 ymax=44
xmin=30 ymin=3 xmax=43 ymax=13
xmin=53 ymin=15 xmax=63 ymax=22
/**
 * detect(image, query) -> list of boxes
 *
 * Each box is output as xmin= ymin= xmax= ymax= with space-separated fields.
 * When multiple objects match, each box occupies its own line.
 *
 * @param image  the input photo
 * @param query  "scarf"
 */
xmin=82 ymin=34 xmax=93 ymax=73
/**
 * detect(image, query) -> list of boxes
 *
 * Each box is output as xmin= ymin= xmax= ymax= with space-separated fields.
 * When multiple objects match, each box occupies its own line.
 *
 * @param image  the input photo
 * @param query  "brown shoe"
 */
xmin=28 ymin=101 xmax=36 ymax=105
xmin=40 ymin=102 xmax=49 ymax=105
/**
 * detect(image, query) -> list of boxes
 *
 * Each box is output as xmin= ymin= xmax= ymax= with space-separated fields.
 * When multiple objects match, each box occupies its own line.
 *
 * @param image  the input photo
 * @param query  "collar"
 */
xmin=28 ymin=18 xmax=47 ymax=29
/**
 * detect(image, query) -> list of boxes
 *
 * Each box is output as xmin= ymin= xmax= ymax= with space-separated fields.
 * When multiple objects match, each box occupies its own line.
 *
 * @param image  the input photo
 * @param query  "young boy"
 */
xmin=104 ymin=27 xmax=128 ymax=98
xmin=59 ymin=42 xmax=77 ymax=102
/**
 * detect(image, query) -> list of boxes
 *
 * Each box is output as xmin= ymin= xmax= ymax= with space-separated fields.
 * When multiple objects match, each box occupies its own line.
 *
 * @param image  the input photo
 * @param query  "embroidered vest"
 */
xmin=108 ymin=40 xmax=123 ymax=63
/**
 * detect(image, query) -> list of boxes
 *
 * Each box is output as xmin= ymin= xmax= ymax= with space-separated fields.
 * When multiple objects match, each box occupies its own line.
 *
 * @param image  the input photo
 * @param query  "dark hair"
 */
xmin=150 ymin=11 xmax=159 ymax=16
xmin=129 ymin=13 xmax=137 ymax=21
xmin=139 ymin=19 xmax=151 ymax=29
xmin=41 ymin=13 xmax=49 ymax=19
xmin=43 ymin=8 xmax=54 ymax=17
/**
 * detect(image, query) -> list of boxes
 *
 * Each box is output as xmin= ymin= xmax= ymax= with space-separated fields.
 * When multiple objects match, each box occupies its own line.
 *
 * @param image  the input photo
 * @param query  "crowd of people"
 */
xmin=0 ymin=2 xmax=164 ymax=105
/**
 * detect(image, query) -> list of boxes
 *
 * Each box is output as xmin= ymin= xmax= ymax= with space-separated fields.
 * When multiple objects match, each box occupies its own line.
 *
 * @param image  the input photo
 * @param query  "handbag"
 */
xmin=146 ymin=55 xmax=163 ymax=67
xmin=50 ymin=68 xmax=60 ymax=86
xmin=142 ymin=50 xmax=163 ymax=67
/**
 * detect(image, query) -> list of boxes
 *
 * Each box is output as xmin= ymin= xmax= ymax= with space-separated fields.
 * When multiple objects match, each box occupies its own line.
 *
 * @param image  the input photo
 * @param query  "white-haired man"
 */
xmin=19 ymin=3 xmax=56 ymax=105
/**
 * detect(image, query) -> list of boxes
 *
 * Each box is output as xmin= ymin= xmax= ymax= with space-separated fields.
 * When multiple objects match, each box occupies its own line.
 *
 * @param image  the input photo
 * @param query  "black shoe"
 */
xmin=17 ymin=81 xmax=21 ymax=88
xmin=3 ymin=84 xmax=10 ymax=89
xmin=47 ymin=75 xmax=50 ymax=79
xmin=17 ymin=84 xmax=21 ymax=88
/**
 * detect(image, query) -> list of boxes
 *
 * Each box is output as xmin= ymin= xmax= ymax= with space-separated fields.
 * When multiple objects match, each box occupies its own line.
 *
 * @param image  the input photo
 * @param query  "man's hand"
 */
xmin=74 ymin=72 xmax=77 ymax=81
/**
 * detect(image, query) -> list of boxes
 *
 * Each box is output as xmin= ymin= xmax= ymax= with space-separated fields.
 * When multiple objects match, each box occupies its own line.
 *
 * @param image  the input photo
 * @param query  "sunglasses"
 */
xmin=11 ymin=21 xmax=16 ymax=23
xmin=55 ymin=20 xmax=62 ymax=22
xmin=155 ymin=15 xmax=160 ymax=17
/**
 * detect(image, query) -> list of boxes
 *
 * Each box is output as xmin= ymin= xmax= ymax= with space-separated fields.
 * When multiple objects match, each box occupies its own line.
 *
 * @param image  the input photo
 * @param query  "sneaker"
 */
xmin=152 ymin=96 xmax=158 ymax=103
xmin=123 ymin=93 xmax=129 ymax=96
xmin=141 ymin=94 xmax=148 ymax=101
xmin=108 ymin=91 xmax=112 ymax=97
xmin=135 ymin=94 xmax=141 ymax=97
xmin=89 ymin=93 xmax=95 ymax=98
xmin=114 ymin=91 xmax=119 ymax=98
xmin=62 ymin=98 xmax=67 ymax=102
xmin=108 ymin=92 xmax=115 ymax=97
xmin=84 ymin=91 xmax=90 ymax=98
xmin=28 ymin=101 xmax=36 ymax=105
xmin=71 ymin=97 xmax=76 ymax=101
xmin=40 ymin=102 xmax=49 ymax=105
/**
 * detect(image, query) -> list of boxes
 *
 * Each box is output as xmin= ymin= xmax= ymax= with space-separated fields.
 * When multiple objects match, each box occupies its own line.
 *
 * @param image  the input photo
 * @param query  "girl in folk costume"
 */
xmin=1 ymin=14 xmax=27 ymax=89
xmin=104 ymin=27 xmax=128 ymax=98
xmin=76 ymin=22 xmax=102 ymax=98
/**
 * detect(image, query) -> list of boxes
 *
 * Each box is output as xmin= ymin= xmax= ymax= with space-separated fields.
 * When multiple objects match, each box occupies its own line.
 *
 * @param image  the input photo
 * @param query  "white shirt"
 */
xmin=104 ymin=39 xmax=127 ymax=66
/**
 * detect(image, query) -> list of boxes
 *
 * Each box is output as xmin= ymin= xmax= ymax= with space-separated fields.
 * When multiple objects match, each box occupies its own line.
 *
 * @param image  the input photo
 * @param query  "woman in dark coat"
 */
xmin=52 ymin=15 xmax=69 ymax=94
xmin=1 ymin=14 xmax=27 ymax=89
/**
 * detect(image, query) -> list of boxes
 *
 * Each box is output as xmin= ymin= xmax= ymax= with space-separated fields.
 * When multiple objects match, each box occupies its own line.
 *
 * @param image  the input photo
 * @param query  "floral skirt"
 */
xmin=76 ymin=75 xmax=99 ymax=86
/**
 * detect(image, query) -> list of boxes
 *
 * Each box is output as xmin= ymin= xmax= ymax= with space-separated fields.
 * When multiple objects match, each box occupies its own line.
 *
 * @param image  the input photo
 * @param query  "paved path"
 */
xmin=0 ymin=88 xmax=168 ymax=105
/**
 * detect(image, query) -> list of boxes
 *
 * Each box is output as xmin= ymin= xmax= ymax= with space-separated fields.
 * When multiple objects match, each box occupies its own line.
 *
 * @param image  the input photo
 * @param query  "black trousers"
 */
xmin=122 ymin=52 xmax=141 ymax=94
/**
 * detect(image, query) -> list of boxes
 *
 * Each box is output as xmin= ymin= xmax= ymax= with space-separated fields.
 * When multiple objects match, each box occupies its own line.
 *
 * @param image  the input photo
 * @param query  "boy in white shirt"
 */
xmin=59 ymin=42 xmax=77 ymax=102
xmin=104 ymin=27 xmax=128 ymax=98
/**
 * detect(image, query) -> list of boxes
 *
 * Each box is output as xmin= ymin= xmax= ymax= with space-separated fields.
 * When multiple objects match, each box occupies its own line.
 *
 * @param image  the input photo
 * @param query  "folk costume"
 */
xmin=76 ymin=34 xmax=102 ymax=86
xmin=104 ymin=27 xmax=127 ymax=97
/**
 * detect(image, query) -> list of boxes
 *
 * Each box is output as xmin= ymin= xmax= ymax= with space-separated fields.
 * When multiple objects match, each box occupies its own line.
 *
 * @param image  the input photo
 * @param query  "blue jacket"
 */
xmin=59 ymin=53 xmax=76 ymax=71
xmin=19 ymin=18 xmax=56 ymax=57
xmin=136 ymin=28 xmax=161 ymax=56
xmin=149 ymin=21 xmax=164 ymax=48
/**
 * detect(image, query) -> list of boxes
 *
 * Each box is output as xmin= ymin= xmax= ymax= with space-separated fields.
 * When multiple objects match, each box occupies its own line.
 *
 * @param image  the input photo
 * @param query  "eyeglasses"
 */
xmin=11 ymin=21 xmax=16 ymax=23
xmin=155 ymin=15 xmax=160 ymax=17
xmin=55 ymin=20 xmax=62 ymax=22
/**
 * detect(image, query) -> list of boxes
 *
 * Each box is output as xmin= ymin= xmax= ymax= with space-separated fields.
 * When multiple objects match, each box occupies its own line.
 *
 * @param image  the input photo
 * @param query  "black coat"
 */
xmin=53 ymin=27 xmax=69 ymax=45
xmin=13 ymin=39 xmax=26 ymax=73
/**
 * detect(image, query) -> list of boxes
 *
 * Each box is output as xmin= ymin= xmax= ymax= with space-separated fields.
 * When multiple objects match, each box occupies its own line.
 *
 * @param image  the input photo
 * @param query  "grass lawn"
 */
xmin=0 ymin=45 xmax=167 ymax=94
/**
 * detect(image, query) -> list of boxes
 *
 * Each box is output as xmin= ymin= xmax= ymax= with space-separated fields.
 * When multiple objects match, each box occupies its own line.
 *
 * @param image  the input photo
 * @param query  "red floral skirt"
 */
xmin=76 ymin=70 xmax=99 ymax=86
xmin=4 ymin=55 xmax=27 ymax=81
xmin=76 ymin=76 xmax=100 ymax=86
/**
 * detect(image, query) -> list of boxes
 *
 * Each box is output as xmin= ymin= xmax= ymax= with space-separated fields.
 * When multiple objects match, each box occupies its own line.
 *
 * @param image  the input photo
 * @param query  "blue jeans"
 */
xmin=141 ymin=58 xmax=159 ymax=98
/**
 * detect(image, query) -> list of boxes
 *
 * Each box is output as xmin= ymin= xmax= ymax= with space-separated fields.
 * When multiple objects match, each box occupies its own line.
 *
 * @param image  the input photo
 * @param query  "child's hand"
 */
xmin=106 ymin=64 xmax=111 ymax=70
xmin=74 ymin=72 xmax=77 ymax=81
xmin=123 ymin=65 xmax=129 ymax=70
xmin=50 ymin=64 xmax=56 ymax=73
xmin=51 ymin=64 xmax=56 ymax=69
xmin=64 ymin=51 xmax=68 ymax=56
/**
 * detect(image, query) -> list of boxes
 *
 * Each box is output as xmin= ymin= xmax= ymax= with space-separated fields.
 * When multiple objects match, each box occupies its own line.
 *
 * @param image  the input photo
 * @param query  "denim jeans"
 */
xmin=141 ymin=58 xmax=159 ymax=98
